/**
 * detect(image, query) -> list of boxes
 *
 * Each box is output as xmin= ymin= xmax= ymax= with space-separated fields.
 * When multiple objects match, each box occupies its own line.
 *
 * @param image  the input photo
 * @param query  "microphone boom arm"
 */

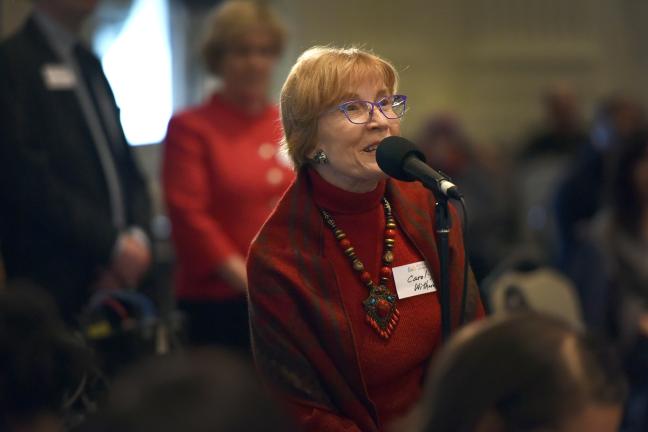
xmin=402 ymin=156 xmax=462 ymax=199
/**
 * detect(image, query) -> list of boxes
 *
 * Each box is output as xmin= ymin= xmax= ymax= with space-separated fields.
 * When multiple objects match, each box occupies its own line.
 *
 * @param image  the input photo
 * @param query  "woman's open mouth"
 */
xmin=362 ymin=143 xmax=378 ymax=153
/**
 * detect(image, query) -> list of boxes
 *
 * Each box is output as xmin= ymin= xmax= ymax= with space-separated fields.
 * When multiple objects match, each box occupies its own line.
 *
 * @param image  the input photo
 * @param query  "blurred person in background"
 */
xmin=520 ymin=83 xmax=588 ymax=161
xmin=162 ymin=0 xmax=293 ymax=350
xmin=0 ymin=282 xmax=94 ymax=432
xmin=417 ymin=114 xmax=514 ymax=282
xmin=82 ymin=349 xmax=297 ymax=432
xmin=0 ymin=0 xmax=153 ymax=326
xmin=247 ymin=46 xmax=484 ymax=432
xmin=421 ymin=313 xmax=627 ymax=432
xmin=567 ymin=132 xmax=648 ymax=432
xmin=513 ymin=84 xmax=589 ymax=266
xmin=556 ymin=96 xmax=646 ymax=269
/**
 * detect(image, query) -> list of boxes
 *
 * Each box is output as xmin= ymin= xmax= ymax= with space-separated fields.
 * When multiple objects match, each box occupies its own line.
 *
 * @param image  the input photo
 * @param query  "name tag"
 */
xmin=392 ymin=261 xmax=437 ymax=299
xmin=42 ymin=64 xmax=77 ymax=90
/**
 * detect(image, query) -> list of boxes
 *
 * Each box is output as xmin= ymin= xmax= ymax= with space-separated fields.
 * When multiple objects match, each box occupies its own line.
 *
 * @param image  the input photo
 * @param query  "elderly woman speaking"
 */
xmin=247 ymin=46 xmax=484 ymax=432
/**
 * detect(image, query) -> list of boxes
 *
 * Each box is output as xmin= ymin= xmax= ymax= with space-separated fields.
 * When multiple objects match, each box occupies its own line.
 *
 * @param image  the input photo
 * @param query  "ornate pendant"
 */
xmin=363 ymin=285 xmax=399 ymax=339
xmin=320 ymin=198 xmax=399 ymax=339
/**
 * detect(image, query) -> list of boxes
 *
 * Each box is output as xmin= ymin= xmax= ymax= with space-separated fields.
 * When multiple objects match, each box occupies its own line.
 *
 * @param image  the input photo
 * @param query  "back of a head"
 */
xmin=0 ymin=282 xmax=90 ymax=430
xmin=422 ymin=313 xmax=627 ymax=432
xmin=84 ymin=349 xmax=297 ymax=432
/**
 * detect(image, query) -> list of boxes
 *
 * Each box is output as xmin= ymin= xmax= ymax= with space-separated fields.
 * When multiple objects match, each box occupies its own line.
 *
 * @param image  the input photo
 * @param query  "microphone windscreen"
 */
xmin=376 ymin=136 xmax=426 ymax=182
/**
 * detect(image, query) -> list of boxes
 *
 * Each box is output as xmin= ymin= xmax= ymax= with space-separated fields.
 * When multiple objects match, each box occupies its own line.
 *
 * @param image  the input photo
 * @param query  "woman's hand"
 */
xmin=217 ymin=255 xmax=248 ymax=293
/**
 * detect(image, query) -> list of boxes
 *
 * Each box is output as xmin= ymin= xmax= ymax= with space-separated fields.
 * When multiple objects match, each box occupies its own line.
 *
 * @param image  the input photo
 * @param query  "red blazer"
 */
xmin=247 ymin=171 xmax=484 ymax=431
xmin=163 ymin=94 xmax=294 ymax=301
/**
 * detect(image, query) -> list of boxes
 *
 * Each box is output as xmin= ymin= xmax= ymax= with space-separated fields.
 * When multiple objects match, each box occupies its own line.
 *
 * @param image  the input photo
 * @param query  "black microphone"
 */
xmin=376 ymin=136 xmax=462 ymax=199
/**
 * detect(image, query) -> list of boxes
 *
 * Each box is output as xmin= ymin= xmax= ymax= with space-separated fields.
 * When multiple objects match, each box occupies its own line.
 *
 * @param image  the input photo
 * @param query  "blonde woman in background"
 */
xmin=163 ymin=0 xmax=294 ymax=350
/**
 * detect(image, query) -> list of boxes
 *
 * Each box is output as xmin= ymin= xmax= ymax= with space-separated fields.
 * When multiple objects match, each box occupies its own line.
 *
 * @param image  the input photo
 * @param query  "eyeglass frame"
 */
xmin=326 ymin=94 xmax=408 ymax=125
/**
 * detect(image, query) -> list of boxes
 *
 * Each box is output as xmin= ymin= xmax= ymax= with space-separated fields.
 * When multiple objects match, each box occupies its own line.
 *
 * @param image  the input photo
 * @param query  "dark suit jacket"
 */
xmin=0 ymin=16 xmax=152 ymax=321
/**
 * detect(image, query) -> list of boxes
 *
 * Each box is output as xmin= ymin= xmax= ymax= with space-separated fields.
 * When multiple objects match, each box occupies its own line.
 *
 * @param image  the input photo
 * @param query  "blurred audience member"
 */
xmin=421 ymin=313 xmax=627 ymax=432
xmin=567 ymin=132 xmax=648 ymax=431
xmin=567 ymin=132 xmax=648 ymax=332
xmin=162 ymin=0 xmax=293 ymax=350
xmin=556 ymin=96 xmax=646 ymax=268
xmin=514 ymin=84 xmax=588 ymax=264
xmin=417 ymin=114 xmax=514 ymax=281
xmin=83 ymin=349 xmax=297 ymax=432
xmin=0 ymin=0 xmax=153 ymax=325
xmin=520 ymin=83 xmax=588 ymax=161
xmin=0 ymin=282 xmax=93 ymax=432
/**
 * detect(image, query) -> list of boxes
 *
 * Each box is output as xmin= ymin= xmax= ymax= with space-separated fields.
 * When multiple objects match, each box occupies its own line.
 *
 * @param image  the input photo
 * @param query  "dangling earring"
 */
xmin=312 ymin=150 xmax=329 ymax=165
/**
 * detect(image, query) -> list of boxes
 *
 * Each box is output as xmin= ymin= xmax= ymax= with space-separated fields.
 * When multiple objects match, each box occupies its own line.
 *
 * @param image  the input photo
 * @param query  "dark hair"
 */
xmin=609 ymin=131 xmax=648 ymax=235
xmin=422 ymin=313 xmax=627 ymax=432
xmin=0 ymin=281 xmax=91 ymax=429
xmin=84 ymin=349 xmax=297 ymax=432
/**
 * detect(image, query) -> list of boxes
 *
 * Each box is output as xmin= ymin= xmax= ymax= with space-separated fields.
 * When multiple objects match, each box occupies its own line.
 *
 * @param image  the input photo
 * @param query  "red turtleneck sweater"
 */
xmin=310 ymin=169 xmax=442 ymax=427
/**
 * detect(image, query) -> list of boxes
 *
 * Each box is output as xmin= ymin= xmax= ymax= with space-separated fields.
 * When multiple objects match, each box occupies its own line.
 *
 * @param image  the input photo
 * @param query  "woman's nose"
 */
xmin=368 ymin=107 xmax=390 ymax=130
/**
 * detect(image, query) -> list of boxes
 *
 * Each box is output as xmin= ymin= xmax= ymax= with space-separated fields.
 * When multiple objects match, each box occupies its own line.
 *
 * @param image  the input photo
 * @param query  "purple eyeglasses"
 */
xmin=331 ymin=94 xmax=408 ymax=124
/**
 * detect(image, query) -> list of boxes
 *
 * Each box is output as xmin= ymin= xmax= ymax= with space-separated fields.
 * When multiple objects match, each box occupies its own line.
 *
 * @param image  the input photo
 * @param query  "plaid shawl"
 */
xmin=248 ymin=170 xmax=483 ymax=431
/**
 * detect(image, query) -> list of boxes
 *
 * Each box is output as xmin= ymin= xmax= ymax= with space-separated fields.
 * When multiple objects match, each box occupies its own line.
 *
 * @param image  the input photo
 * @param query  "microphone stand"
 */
xmin=434 ymin=192 xmax=452 ymax=342
xmin=401 ymin=156 xmax=456 ymax=341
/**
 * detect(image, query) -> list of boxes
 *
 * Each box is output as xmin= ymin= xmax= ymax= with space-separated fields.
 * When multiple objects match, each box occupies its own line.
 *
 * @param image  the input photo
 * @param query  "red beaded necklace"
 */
xmin=320 ymin=197 xmax=400 ymax=339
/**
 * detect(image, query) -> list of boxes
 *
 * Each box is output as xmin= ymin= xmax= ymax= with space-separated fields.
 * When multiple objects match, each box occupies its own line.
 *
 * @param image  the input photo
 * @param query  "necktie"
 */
xmin=72 ymin=43 xmax=122 ymax=155
xmin=72 ymin=43 xmax=126 ymax=229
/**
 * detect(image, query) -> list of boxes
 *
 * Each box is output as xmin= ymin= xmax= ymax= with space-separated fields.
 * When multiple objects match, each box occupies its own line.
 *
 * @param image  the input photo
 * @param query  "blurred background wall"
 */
xmin=3 ymin=0 xmax=647 ymax=149
xmin=274 ymin=0 xmax=648 ymax=150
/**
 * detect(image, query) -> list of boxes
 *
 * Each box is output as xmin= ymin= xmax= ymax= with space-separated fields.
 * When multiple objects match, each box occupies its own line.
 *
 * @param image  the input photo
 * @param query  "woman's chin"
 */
xmin=362 ymin=166 xmax=388 ymax=183
xmin=367 ymin=161 xmax=387 ymax=178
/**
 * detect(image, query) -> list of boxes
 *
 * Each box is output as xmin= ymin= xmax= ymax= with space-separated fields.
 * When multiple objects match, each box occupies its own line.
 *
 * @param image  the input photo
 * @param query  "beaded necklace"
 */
xmin=320 ymin=197 xmax=399 ymax=339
